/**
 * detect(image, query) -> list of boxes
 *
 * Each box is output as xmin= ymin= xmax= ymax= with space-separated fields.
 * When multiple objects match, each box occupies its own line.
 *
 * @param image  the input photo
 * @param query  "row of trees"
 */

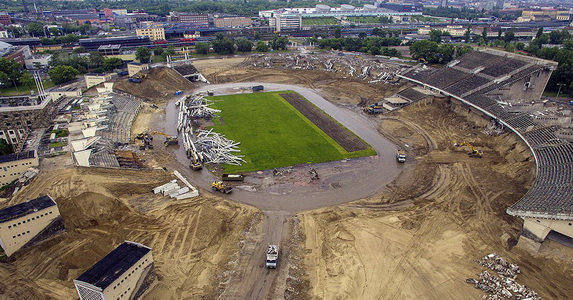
xmin=409 ymin=40 xmax=473 ymax=64
xmin=49 ymin=51 xmax=123 ymax=74
xmin=315 ymin=36 xmax=401 ymax=56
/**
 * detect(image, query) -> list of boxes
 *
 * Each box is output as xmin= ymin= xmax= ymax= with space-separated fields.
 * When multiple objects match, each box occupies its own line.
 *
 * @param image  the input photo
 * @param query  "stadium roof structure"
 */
xmin=399 ymin=49 xmax=573 ymax=220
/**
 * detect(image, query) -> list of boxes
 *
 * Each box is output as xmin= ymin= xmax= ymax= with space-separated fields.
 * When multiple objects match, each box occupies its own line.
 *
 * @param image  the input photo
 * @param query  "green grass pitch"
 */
xmin=208 ymin=91 xmax=376 ymax=173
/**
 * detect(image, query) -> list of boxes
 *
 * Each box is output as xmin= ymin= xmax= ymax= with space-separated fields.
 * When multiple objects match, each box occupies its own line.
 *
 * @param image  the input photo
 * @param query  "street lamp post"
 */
xmin=556 ymin=83 xmax=566 ymax=100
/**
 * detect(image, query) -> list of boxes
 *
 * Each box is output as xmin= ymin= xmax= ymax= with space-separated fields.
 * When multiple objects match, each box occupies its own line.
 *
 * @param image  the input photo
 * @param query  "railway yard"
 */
xmin=0 ymin=53 xmax=572 ymax=299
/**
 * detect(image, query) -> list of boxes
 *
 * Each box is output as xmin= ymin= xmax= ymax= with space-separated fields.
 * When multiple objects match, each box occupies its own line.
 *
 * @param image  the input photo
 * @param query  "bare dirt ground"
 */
xmin=0 ymin=160 xmax=257 ymax=299
xmin=280 ymin=93 xmax=368 ymax=152
xmin=114 ymin=67 xmax=197 ymax=102
xmin=296 ymin=99 xmax=573 ymax=299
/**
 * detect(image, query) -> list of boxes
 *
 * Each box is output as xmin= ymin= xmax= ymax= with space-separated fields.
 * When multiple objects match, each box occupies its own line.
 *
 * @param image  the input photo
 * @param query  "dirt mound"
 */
xmin=0 ymin=166 xmax=257 ymax=299
xmin=114 ymin=67 xmax=196 ymax=102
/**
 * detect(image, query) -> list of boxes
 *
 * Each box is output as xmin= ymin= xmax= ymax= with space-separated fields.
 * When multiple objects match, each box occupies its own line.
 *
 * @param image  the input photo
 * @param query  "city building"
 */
xmin=517 ymin=9 xmax=571 ymax=22
xmin=104 ymin=8 xmax=128 ymax=17
xmin=0 ymin=150 xmax=38 ymax=186
xmin=24 ymin=54 xmax=51 ymax=70
xmin=269 ymin=14 xmax=302 ymax=32
xmin=0 ymin=30 xmax=7 ymax=39
xmin=127 ymin=62 xmax=149 ymax=77
xmin=0 ymin=13 xmax=11 ymax=26
xmin=79 ymin=36 xmax=150 ymax=51
xmin=85 ymin=73 xmax=114 ymax=88
xmin=135 ymin=27 xmax=165 ymax=41
xmin=74 ymin=241 xmax=155 ymax=300
xmin=0 ymin=94 xmax=56 ymax=149
xmin=97 ymin=44 xmax=121 ymax=55
xmin=440 ymin=0 xmax=448 ymax=7
xmin=49 ymin=87 xmax=82 ymax=100
xmin=213 ymin=16 xmax=252 ymax=28
xmin=0 ymin=195 xmax=64 ymax=257
xmin=167 ymin=12 xmax=209 ymax=26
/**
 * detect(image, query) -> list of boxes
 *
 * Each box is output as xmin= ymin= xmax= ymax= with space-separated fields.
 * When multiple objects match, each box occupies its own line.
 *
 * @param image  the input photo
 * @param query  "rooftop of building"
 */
xmin=79 ymin=36 xmax=148 ymax=43
xmin=0 ymin=194 xmax=55 ymax=223
xmin=75 ymin=241 xmax=151 ymax=289
xmin=0 ymin=150 xmax=35 ymax=164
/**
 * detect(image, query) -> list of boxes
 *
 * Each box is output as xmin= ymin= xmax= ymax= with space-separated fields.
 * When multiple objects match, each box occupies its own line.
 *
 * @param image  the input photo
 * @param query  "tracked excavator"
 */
xmin=454 ymin=142 xmax=483 ymax=158
xmin=151 ymin=131 xmax=178 ymax=145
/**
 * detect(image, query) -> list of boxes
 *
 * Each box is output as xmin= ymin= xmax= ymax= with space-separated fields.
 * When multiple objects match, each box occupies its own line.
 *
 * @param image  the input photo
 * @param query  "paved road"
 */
xmin=163 ymin=82 xmax=405 ymax=299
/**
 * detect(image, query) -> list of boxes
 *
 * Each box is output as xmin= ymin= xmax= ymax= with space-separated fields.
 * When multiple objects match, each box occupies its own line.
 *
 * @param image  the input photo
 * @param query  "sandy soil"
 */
xmin=114 ymin=67 xmax=197 ymax=103
xmin=296 ymin=99 xmax=573 ymax=299
xmin=0 ymin=160 xmax=257 ymax=299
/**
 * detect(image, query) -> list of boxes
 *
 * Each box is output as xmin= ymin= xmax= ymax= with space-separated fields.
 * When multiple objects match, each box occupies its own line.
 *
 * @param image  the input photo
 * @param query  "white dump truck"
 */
xmin=266 ymin=245 xmax=279 ymax=269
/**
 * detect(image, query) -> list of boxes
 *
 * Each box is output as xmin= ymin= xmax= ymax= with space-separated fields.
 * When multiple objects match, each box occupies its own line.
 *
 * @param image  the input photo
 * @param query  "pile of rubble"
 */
xmin=195 ymin=129 xmax=245 ymax=166
xmin=246 ymin=53 xmax=408 ymax=84
xmin=466 ymin=253 xmax=539 ymax=300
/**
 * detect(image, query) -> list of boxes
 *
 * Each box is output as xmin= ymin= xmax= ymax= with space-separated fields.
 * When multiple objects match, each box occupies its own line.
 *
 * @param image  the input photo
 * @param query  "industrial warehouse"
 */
xmin=0 ymin=48 xmax=571 ymax=299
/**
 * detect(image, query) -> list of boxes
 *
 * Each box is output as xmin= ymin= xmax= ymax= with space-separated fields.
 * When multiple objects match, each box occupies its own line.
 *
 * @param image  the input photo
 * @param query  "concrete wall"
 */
xmin=487 ymin=68 xmax=552 ymax=102
xmin=522 ymin=217 xmax=573 ymax=242
xmin=85 ymin=74 xmax=113 ymax=88
xmin=0 ymin=205 xmax=61 ymax=256
xmin=0 ymin=155 xmax=38 ymax=186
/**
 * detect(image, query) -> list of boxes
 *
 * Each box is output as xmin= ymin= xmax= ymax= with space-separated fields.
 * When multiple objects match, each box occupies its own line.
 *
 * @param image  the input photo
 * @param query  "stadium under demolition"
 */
xmin=0 ymin=49 xmax=571 ymax=299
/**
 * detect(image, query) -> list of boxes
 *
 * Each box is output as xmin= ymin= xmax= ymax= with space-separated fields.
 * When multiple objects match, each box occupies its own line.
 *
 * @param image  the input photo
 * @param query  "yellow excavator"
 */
xmin=151 ymin=131 xmax=178 ymax=145
xmin=454 ymin=142 xmax=483 ymax=158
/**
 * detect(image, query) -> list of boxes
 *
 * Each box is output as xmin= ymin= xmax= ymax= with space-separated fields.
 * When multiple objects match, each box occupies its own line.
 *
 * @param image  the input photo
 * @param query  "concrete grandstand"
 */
xmin=400 ymin=49 xmax=573 ymax=249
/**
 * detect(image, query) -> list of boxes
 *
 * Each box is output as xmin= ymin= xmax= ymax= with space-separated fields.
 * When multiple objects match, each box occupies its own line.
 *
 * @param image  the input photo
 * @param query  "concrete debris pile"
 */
xmin=247 ymin=53 xmax=407 ymax=83
xmin=177 ymin=94 xmax=220 ymax=132
xmin=195 ymin=129 xmax=245 ymax=166
xmin=272 ymin=167 xmax=294 ymax=176
xmin=466 ymin=253 xmax=539 ymax=300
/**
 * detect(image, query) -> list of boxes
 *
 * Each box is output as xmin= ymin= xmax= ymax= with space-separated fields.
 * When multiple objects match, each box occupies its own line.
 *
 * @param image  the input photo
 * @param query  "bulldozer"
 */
xmin=212 ymin=181 xmax=232 ymax=194
xmin=454 ymin=142 xmax=483 ymax=158
xmin=151 ymin=131 xmax=178 ymax=146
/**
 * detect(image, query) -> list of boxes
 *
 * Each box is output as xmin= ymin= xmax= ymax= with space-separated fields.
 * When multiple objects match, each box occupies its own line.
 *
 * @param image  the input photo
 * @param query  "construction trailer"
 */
xmin=74 ymin=241 xmax=155 ymax=300
xmin=0 ymin=195 xmax=65 ymax=257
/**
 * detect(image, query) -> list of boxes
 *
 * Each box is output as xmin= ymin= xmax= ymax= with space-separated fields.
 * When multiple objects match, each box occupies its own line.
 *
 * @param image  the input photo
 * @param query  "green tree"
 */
xmin=194 ymin=42 xmax=210 ymax=55
xmin=153 ymin=46 xmax=164 ymax=56
xmin=256 ymin=41 xmax=269 ymax=52
xmin=464 ymin=28 xmax=471 ymax=43
xmin=135 ymin=47 xmax=151 ymax=63
xmin=270 ymin=36 xmax=289 ymax=50
xmin=429 ymin=29 xmax=445 ymax=43
xmin=481 ymin=27 xmax=488 ymax=42
xmin=235 ymin=38 xmax=253 ymax=52
xmin=358 ymin=32 xmax=367 ymax=39
xmin=504 ymin=31 xmax=515 ymax=42
xmin=409 ymin=40 xmax=440 ymax=63
xmin=334 ymin=26 xmax=342 ymax=38
xmin=88 ymin=52 xmax=104 ymax=70
xmin=0 ymin=58 xmax=24 ymax=88
xmin=27 ymin=22 xmax=44 ymax=37
xmin=102 ymin=57 xmax=123 ymax=71
xmin=9 ymin=26 xmax=24 ymax=38
xmin=211 ymin=37 xmax=236 ymax=54
xmin=19 ymin=72 xmax=34 ymax=89
xmin=536 ymin=27 xmax=544 ymax=38
xmin=48 ymin=65 xmax=79 ymax=85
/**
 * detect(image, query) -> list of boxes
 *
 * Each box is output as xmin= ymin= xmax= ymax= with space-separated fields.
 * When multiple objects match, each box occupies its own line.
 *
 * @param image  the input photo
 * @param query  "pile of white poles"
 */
xmin=195 ymin=129 xmax=245 ymax=165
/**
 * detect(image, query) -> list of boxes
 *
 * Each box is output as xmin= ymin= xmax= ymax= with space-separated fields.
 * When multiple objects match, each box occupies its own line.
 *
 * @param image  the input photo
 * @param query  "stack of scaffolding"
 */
xmin=177 ymin=94 xmax=244 ymax=166
xmin=195 ymin=129 xmax=245 ymax=166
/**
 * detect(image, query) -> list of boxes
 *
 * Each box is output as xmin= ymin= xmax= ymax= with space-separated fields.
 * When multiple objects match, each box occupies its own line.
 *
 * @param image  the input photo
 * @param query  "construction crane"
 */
xmin=151 ymin=131 xmax=178 ymax=145
xmin=454 ymin=142 xmax=483 ymax=158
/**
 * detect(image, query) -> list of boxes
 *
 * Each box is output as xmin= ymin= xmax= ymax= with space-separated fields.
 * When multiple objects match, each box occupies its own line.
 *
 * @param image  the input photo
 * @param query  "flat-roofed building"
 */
xmin=0 ymin=150 xmax=38 ymax=186
xmin=213 ymin=16 xmax=252 ymax=28
xmin=85 ymin=73 xmax=114 ymax=88
xmin=0 ymin=195 xmax=64 ymax=257
xmin=74 ymin=241 xmax=155 ymax=300
xmin=127 ymin=62 xmax=149 ymax=77
xmin=135 ymin=27 xmax=165 ymax=41
xmin=49 ymin=87 xmax=82 ymax=100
